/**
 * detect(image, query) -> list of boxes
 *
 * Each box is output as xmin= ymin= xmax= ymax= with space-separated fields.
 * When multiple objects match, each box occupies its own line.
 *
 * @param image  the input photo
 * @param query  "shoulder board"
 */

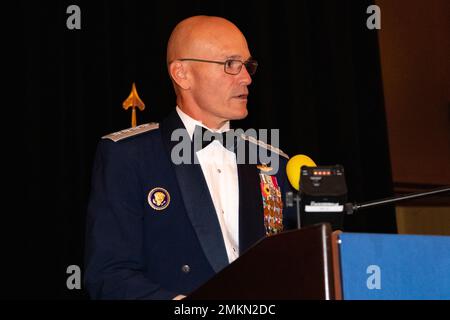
xmin=240 ymin=134 xmax=289 ymax=159
xmin=102 ymin=122 xmax=159 ymax=142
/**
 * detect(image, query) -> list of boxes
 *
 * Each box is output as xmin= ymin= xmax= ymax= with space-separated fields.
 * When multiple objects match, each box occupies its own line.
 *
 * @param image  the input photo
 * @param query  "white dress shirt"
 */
xmin=176 ymin=106 xmax=239 ymax=263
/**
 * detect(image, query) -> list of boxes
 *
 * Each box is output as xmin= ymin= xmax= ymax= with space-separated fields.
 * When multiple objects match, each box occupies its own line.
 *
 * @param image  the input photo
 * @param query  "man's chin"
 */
xmin=230 ymin=108 xmax=248 ymax=120
xmin=229 ymin=102 xmax=248 ymax=119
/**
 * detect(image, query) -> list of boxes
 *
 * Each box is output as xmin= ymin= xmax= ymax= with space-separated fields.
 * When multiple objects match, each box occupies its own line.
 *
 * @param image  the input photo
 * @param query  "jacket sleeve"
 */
xmin=84 ymin=139 xmax=177 ymax=300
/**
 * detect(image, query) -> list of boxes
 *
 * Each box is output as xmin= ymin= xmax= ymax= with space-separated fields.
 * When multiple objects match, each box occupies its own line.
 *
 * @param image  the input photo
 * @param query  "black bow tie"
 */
xmin=193 ymin=125 xmax=238 ymax=152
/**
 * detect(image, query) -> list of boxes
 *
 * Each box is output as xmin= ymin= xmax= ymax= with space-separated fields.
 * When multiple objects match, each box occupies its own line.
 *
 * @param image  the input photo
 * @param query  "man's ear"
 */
xmin=169 ymin=62 xmax=190 ymax=90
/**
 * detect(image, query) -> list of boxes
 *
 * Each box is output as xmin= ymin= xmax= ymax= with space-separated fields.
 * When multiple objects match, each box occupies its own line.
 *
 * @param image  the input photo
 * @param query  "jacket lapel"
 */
xmin=237 ymin=140 xmax=265 ymax=254
xmin=160 ymin=111 xmax=229 ymax=273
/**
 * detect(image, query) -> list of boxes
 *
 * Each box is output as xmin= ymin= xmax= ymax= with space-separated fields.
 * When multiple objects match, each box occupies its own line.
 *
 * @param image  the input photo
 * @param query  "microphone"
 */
xmin=286 ymin=155 xmax=316 ymax=191
xmin=285 ymin=155 xmax=316 ymax=229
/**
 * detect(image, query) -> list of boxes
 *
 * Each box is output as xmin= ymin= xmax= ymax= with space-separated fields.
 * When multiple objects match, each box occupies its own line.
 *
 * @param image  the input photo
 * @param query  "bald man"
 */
xmin=85 ymin=16 xmax=296 ymax=300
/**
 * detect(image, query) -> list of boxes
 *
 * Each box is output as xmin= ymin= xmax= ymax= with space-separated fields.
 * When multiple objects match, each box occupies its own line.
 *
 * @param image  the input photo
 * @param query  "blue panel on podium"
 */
xmin=339 ymin=233 xmax=450 ymax=300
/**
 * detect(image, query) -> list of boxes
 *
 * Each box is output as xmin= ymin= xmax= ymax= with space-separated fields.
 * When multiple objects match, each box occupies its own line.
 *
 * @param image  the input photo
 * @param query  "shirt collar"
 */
xmin=176 ymin=105 xmax=230 ymax=140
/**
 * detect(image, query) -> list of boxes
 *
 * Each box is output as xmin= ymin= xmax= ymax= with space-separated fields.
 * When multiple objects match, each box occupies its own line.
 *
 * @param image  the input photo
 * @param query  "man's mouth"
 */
xmin=234 ymin=94 xmax=248 ymax=99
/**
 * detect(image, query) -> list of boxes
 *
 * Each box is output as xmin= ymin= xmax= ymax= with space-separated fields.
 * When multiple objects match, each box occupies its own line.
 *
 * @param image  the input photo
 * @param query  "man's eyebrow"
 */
xmin=226 ymin=55 xmax=253 ymax=60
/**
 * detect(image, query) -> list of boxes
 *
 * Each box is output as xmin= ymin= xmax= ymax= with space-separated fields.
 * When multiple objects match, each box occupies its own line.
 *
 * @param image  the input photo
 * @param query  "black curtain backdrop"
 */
xmin=12 ymin=0 xmax=396 ymax=299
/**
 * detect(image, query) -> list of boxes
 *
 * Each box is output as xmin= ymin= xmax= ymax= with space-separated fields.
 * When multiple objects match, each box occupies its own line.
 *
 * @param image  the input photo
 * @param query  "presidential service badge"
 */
xmin=148 ymin=187 xmax=170 ymax=211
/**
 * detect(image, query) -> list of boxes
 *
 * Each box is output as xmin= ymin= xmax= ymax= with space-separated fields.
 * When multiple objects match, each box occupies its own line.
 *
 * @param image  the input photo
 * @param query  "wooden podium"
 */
xmin=187 ymin=224 xmax=338 ymax=300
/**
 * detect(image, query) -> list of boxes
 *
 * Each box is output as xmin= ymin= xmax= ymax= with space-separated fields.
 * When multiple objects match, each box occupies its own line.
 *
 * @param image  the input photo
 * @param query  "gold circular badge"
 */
xmin=148 ymin=187 xmax=170 ymax=211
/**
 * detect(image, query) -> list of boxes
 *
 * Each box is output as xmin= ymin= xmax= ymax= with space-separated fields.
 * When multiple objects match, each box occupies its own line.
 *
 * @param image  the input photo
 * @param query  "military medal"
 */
xmin=258 ymin=165 xmax=283 ymax=236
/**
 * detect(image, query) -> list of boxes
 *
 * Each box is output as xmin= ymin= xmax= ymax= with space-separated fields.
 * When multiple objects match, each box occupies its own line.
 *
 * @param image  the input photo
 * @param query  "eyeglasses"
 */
xmin=177 ymin=58 xmax=258 ymax=75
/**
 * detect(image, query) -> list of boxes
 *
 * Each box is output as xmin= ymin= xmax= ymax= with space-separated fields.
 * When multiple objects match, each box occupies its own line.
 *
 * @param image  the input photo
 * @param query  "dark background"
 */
xmin=12 ymin=0 xmax=396 ymax=299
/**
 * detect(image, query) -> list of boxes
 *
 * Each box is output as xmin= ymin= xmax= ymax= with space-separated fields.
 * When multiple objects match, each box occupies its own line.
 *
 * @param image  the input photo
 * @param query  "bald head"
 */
xmin=166 ymin=16 xmax=253 ymax=129
xmin=167 ymin=16 xmax=249 ymax=65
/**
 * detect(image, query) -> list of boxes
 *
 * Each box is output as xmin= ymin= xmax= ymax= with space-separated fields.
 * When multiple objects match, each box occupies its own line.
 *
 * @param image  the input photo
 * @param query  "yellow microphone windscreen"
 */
xmin=286 ymin=155 xmax=316 ymax=190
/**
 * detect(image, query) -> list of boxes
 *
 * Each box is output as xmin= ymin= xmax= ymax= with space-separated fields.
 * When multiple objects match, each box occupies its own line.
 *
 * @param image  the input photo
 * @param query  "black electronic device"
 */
xmin=299 ymin=165 xmax=347 ymax=230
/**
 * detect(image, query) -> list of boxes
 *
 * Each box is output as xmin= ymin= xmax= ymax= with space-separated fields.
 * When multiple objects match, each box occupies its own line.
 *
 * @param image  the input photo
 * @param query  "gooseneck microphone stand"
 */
xmin=344 ymin=186 xmax=450 ymax=215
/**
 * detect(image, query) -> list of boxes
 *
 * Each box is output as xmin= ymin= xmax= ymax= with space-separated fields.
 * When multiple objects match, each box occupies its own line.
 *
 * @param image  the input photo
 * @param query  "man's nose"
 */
xmin=239 ymin=65 xmax=252 ymax=85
